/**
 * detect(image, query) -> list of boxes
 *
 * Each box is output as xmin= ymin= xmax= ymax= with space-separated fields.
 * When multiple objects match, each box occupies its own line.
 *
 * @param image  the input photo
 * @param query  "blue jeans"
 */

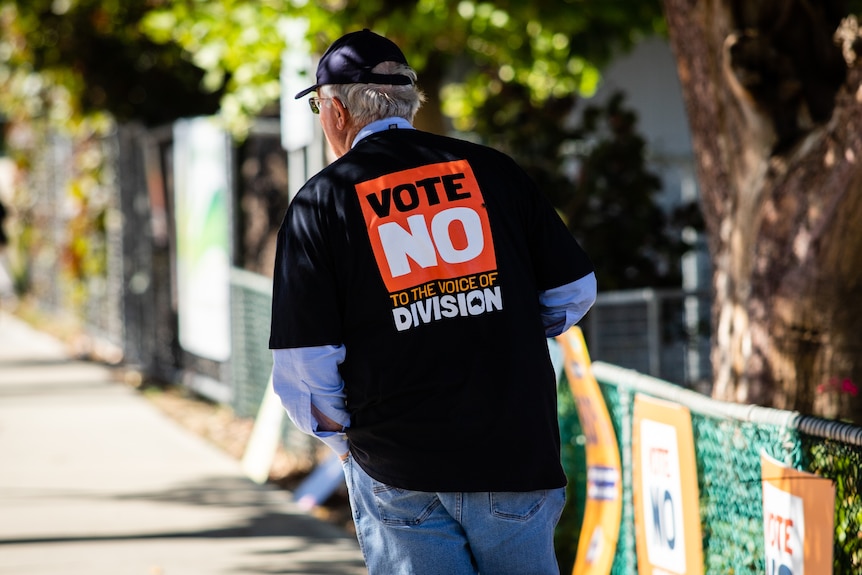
xmin=342 ymin=455 xmax=566 ymax=575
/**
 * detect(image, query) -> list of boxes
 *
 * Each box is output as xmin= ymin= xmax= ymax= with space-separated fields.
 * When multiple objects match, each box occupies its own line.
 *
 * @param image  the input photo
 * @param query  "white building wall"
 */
xmin=578 ymin=37 xmax=713 ymax=388
xmin=590 ymin=37 xmax=692 ymax=159
xmin=577 ymin=36 xmax=708 ymax=289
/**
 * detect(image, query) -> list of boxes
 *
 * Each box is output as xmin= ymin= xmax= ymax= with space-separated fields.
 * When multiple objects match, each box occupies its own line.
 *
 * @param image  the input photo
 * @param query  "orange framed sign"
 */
xmin=556 ymin=327 xmax=622 ymax=575
xmin=632 ymin=394 xmax=704 ymax=575
xmin=761 ymin=452 xmax=835 ymax=575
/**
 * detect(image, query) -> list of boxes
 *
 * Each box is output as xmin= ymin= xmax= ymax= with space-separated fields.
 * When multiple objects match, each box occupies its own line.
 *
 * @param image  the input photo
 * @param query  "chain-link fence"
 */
xmin=557 ymin=360 xmax=862 ymax=574
xmin=18 ymin=127 xmax=126 ymax=350
xmin=585 ymin=288 xmax=712 ymax=392
xmin=229 ymin=267 xmax=273 ymax=418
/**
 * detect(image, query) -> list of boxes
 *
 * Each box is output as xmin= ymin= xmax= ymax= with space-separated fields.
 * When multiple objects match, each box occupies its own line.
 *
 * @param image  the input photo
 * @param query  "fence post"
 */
xmin=645 ymin=289 xmax=661 ymax=377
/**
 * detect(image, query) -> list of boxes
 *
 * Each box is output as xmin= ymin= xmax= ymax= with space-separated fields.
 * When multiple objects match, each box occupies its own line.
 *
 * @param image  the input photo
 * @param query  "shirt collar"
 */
xmin=352 ymin=117 xmax=415 ymax=148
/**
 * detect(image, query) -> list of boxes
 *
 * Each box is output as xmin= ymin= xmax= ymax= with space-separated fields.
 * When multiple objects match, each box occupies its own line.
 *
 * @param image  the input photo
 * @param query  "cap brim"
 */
xmin=294 ymin=85 xmax=318 ymax=99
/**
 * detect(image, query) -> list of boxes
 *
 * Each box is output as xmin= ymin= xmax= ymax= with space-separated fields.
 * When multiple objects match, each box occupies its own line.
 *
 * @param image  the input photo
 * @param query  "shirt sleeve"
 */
xmin=510 ymin=156 xmax=595 ymax=292
xmin=269 ymin=186 xmax=344 ymax=349
xmin=271 ymin=345 xmax=350 ymax=455
xmin=538 ymin=272 xmax=597 ymax=337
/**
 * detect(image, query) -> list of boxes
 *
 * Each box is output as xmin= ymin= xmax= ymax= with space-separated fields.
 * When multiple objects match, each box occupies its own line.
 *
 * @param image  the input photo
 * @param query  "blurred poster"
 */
xmin=280 ymin=18 xmax=315 ymax=153
xmin=632 ymin=394 xmax=703 ymax=575
xmin=761 ymin=452 xmax=834 ymax=575
xmin=173 ymin=118 xmax=231 ymax=362
xmin=556 ymin=326 xmax=622 ymax=575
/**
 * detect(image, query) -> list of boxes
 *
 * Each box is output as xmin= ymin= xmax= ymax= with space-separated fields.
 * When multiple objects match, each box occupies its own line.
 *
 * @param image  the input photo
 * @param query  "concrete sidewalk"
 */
xmin=0 ymin=311 xmax=366 ymax=575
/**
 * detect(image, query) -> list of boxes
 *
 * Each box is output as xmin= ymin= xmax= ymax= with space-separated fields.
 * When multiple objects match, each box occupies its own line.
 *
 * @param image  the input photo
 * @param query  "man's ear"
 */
xmin=333 ymin=98 xmax=349 ymax=128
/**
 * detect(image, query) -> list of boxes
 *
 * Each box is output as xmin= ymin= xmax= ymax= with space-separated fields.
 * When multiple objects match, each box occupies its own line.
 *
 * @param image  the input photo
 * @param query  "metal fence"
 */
xmin=17 ymin=121 xmax=292 ymax=391
xmin=229 ymin=266 xmax=319 ymax=460
xmin=114 ymin=123 xmax=180 ymax=379
xmin=18 ymin=128 xmax=126 ymax=349
xmin=585 ymin=288 xmax=713 ymax=392
xmin=229 ymin=267 xmax=274 ymax=419
xmin=556 ymin=360 xmax=862 ymax=574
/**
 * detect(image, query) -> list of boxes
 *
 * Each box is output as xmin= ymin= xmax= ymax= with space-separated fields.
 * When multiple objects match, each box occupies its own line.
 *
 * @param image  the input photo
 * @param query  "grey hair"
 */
xmin=321 ymin=62 xmax=425 ymax=125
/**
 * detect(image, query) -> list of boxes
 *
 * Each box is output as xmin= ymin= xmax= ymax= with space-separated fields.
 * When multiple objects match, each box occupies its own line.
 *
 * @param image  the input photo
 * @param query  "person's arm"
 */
xmin=271 ymin=345 xmax=350 ymax=457
xmin=538 ymin=272 xmax=597 ymax=337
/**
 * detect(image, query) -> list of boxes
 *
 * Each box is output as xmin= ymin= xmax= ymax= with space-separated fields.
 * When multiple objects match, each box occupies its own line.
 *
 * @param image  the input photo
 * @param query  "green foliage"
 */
xmin=474 ymin=86 xmax=701 ymax=290
xmin=0 ymin=0 xmax=666 ymax=138
xmin=438 ymin=0 xmax=664 ymax=131
xmin=556 ymin=374 xmax=587 ymax=573
xmin=0 ymin=0 xmax=221 ymax=128
xmin=806 ymin=438 xmax=862 ymax=573
xmin=136 ymin=0 xmax=664 ymax=136
xmin=0 ymin=0 xmax=226 ymax=317
xmin=563 ymin=92 xmax=701 ymax=289
xmin=140 ymin=0 xmax=290 ymax=136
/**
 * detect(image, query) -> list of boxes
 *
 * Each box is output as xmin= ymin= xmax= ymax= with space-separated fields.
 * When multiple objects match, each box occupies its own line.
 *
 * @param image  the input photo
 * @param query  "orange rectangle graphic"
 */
xmin=355 ymin=159 xmax=498 ymax=293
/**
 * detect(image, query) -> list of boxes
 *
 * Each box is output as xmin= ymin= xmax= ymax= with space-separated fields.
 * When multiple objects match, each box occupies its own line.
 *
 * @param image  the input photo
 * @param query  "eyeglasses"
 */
xmin=308 ymin=96 xmax=333 ymax=114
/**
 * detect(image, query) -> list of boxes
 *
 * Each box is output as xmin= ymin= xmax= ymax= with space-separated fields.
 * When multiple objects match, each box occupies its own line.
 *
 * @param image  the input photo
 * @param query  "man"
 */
xmin=270 ymin=29 xmax=597 ymax=575
xmin=0 ymin=198 xmax=11 ymax=301
xmin=0 ymin=198 xmax=7 ymax=248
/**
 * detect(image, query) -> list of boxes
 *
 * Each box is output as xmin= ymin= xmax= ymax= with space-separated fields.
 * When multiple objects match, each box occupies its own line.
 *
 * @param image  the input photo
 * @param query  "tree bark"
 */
xmin=663 ymin=0 xmax=862 ymax=421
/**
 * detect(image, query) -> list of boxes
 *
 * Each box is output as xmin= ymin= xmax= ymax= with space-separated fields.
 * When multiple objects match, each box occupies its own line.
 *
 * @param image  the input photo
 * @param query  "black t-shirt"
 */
xmin=0 ymin=201 xmax=7 ymax=246
xmin=270 ymin=128 xmax=593 ymax=491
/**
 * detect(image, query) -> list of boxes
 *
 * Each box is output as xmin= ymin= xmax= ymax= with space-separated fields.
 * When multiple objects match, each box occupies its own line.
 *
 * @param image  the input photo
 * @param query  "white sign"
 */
xmin=279 ymin=18 xmax=315 ymax=152
xmin=760 ymin=452 xmax=835 ymax=575
xmin=639 ymin=418 xmax=686 ymax=574
xmin=762 ymin=480 xmax=805 ymax=575
xmin=633 ymin=395 xmax=703 ymax=575
xmin=173 ymin=118 xmax=231 ymax=362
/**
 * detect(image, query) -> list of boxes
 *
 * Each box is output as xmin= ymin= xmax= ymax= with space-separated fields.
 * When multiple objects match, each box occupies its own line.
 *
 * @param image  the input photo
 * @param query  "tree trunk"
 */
xmin=663 ymin=0 xmax=862 ymax=422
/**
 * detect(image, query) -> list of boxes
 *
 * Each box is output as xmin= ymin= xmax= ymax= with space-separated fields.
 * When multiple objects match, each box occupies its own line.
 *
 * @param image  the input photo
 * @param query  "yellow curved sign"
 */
xmin=556 ymin=327 xmax=623 ymax=575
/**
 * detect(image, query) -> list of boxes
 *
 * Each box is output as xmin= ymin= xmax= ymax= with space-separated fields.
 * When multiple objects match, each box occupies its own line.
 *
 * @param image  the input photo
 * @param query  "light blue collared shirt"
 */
xmin=353 ymin=117 xmax=414 ymax=148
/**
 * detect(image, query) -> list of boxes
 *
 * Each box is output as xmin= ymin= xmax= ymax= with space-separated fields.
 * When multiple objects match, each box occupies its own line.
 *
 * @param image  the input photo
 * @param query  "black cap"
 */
xmin=294 ymin=29 xmax=412 ymax=99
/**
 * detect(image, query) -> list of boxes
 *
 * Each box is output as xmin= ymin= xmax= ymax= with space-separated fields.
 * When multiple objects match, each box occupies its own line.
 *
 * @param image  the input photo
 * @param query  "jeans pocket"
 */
xmin=372 ymin=482 xmax=440 ymax=526
xmin=489 ymin=490 xmax=548 ymax=522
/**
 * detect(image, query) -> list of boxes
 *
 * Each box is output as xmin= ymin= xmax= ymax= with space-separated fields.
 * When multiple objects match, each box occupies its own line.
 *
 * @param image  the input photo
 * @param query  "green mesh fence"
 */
xmin=799 ymin=419 xmax=862 ymax=572
xmin=229 ymin=268 xmax=274 ymax=418
xmin=558 ymin=361 xmax=862 ymax=575
xmin=229 ymin=268 xmax=320 ymax=461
